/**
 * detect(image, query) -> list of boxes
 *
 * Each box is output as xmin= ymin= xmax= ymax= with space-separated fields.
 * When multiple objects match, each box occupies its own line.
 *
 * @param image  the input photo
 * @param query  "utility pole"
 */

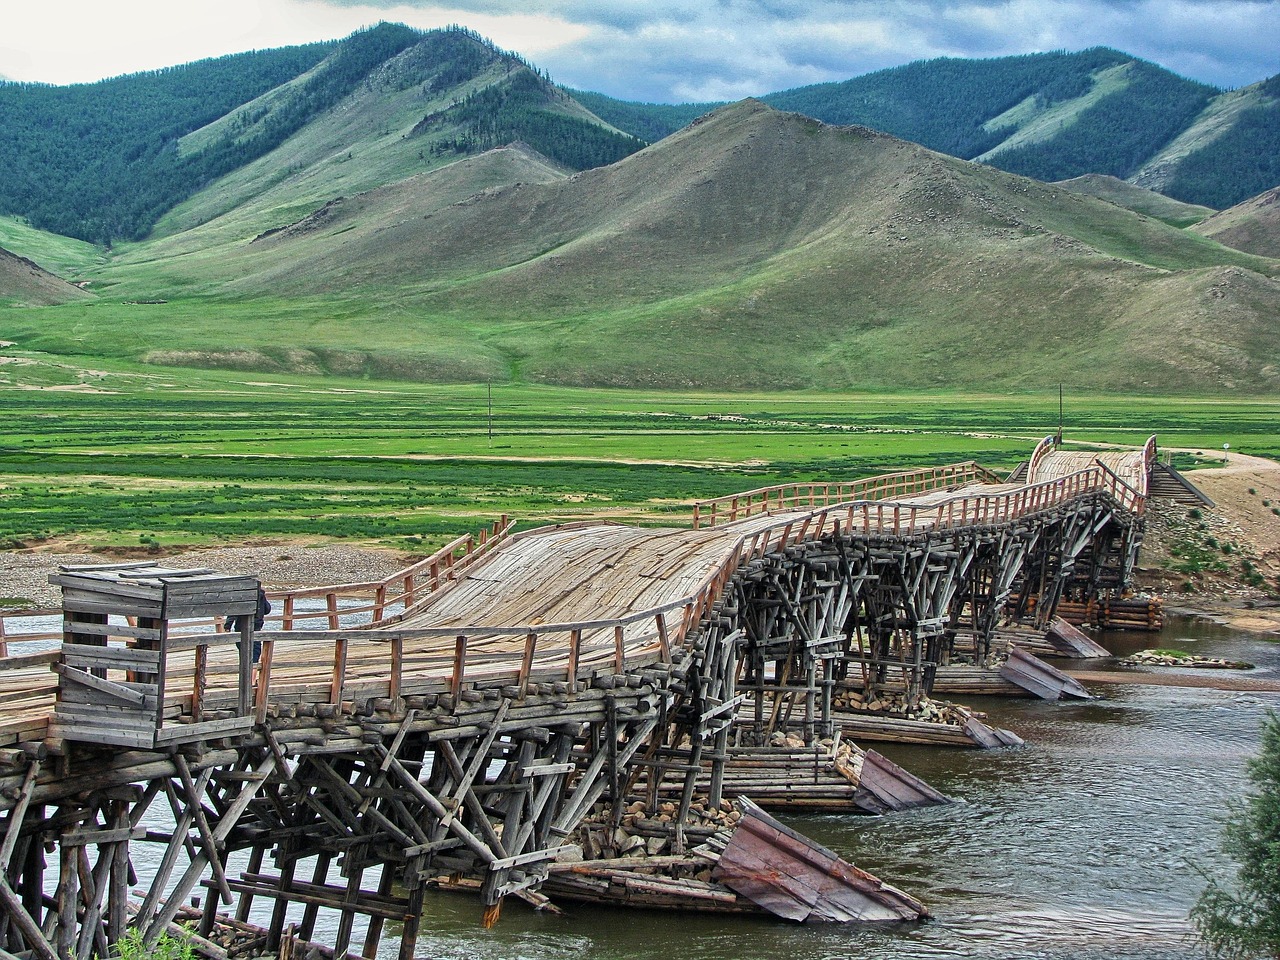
xmin=1055 ymin=384 xmax=1063 ymax=446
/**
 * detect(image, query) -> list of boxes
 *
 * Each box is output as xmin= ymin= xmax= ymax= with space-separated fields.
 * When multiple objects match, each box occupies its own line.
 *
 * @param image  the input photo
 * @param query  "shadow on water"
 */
xmin=390 ymin=614 xmax=1278 ymax=959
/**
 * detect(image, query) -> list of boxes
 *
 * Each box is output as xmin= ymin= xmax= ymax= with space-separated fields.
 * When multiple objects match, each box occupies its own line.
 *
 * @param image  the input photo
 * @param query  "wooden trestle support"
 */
xmin=0 ymin=441 xmax=1157 ymax=960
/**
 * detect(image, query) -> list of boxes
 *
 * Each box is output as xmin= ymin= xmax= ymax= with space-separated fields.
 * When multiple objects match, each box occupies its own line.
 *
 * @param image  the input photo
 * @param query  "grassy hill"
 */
xmin=1193 ymin=187 xmax=1280 ymax=259
xmin=0 ymin=25 xmax=640 ymax=247
xmin=1055 ymin=174 xmax=1214 ymax=227
xmin=577 ymin=51 xmax=1278 ymax=211
xmin=5 ymin=100 xmax=1276 ymax=394
xmin=0 ymin=246 xmax=93 ymax=306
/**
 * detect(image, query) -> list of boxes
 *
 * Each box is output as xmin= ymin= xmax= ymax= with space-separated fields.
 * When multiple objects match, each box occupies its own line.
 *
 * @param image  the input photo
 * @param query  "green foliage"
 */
xmin=0 ymin=24 xmax=424 ymax=244
xmin=1192 ymin=710 xmax=1280 ymax=958
xmin=991 ymin=61 xmax=1215 ymax=182
xmin=424 ymin=70 xmax=644 ymax=170
xmin=114 ymin=928 xmax=194 ymax=960
xmin=767 ymin=48 xmax=1131 ymax=158
xmin=566 ymin=89 xmax=715 ymax=141
xmin=0 ymin=42 xmax=333 ymax=243
xmin=0 ymin=355 xmax=1278 ymax=547
xmin=1165 ymin=97 xmax=1280 ymax=209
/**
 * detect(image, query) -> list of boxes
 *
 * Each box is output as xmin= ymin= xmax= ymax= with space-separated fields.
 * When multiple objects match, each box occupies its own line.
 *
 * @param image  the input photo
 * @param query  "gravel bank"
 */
xmin=1 ymin=545 xmax=418 ymax=608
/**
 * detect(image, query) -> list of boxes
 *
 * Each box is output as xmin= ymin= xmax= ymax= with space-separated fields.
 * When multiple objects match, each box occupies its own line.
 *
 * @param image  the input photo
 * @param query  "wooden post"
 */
xmin=390 ymin=636 xmax=403 ymax=701
xmin=330 ymin=637 xmax=349 ymax=706
xmin=566 ymin=629 xmax=580 ymax=683
xmin=519 ymin=633 xmax=536 ymax=698
xmin=452 ymin=635 xmax=467 ymax=699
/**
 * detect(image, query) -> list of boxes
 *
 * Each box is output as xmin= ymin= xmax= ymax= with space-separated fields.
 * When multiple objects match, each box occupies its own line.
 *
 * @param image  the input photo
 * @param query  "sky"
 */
xmin=1 ymin=0 xmax=1276 ymax=102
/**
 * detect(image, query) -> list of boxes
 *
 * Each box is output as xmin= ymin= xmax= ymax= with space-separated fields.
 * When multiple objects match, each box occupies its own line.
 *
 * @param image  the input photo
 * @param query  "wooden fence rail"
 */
xmin=691 ymin=461 xmax=1007 ymax=528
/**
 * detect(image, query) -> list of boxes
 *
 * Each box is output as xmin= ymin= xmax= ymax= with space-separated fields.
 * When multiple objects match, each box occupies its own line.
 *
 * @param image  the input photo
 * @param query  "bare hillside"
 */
xmin=1055 ymin=174 xmax=1214 ymax=226
xmin=1193 ymin=186 xmax=1280 ymax=259
xmin=0 ymin=247 xmax=92 ymax=306
xmin=195 ymin=100 xmax=1280 ymax=392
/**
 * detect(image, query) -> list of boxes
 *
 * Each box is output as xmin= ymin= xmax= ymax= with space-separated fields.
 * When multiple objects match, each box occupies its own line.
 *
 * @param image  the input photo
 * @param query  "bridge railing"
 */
xmin=247 ymin=598 xmax=691 ymax=721
xmin=262 ymin=515 xmax=515 ymax=631
xmin=0 ymin=607 xmax=63 ymax=654
xmin=690 ymin=461 xmax=1006 ymax=529
xmin=3 ymin=459 xmax=1149 ymax=740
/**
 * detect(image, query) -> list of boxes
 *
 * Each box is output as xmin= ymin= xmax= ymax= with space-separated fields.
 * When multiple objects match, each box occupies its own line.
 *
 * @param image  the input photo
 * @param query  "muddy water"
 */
xmin=400 ymin=615 xmax=1279 ymax=959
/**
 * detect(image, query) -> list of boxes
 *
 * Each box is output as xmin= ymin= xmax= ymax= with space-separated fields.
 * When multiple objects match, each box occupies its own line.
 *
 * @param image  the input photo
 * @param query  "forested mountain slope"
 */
xmin=34 ymin=101 xmax=1278 ymax=394
xmin=0 ymin=25 xmax=640 ymax=246
xmin=577 ymin=50 xmax=1278 ymax=210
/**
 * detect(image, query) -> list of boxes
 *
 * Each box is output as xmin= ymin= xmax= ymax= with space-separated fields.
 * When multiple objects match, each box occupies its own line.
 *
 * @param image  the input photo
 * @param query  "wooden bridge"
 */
xmin=0 ymin=437 xmax=1162 ymax=960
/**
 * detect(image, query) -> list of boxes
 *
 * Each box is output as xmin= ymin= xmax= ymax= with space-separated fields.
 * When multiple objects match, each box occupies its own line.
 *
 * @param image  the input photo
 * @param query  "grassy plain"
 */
xmin=2 ymin=349 xmax=1277 ymax=552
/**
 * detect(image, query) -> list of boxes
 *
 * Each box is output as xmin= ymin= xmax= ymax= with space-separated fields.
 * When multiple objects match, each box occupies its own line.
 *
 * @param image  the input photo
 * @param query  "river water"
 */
xmin=400 ymin=615 xmax=1279 ymax=960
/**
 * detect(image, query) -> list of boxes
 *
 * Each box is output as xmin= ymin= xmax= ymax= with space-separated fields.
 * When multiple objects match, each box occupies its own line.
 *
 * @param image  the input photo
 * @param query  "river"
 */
xmin=398 ymin=614 xmax=1279 ymax=960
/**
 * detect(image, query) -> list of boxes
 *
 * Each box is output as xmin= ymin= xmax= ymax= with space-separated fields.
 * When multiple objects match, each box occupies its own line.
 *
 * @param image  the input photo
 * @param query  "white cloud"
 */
xmin=0 ymin=0 xmax=1273 ymax=95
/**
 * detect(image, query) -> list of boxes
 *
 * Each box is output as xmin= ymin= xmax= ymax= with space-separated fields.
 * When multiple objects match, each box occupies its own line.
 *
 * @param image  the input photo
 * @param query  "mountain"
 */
xmin=21 ymin=100 xmax=1277 ymax=394
xmin=1193 ymin=186 xmax=1280 ymax=259
xmin=577 ymin=51 xmax=1280 ymax=210
xmin=0 ymin=25 xmax=641 ymax=246
xmin=1055 ymin=174 xmax=1214 ymax=227
xmin=0 ymin=246 xmax=92 ymax=306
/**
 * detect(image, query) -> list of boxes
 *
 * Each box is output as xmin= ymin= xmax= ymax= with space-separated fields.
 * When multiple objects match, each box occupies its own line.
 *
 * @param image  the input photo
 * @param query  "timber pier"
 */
xmin=0 ymin=437 xmax=1190 ymax=959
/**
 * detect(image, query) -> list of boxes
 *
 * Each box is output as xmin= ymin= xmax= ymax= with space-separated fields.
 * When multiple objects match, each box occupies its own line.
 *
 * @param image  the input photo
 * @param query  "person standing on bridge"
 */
xmin=224 ymin=587 xmax=271 ymax=663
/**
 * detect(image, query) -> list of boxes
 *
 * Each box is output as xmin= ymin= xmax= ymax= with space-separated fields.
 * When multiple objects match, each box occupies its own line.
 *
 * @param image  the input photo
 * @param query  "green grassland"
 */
xmin=2 ymin=349 xmax=1276 ymax=553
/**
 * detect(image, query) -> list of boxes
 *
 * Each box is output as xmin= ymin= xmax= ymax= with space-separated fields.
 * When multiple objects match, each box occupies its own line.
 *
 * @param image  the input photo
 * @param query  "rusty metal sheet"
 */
xmin=999 ymin=646 xmax=1093 ymax=700
xmin=712 ymin=798 xmax=929 ymax=923
xmin=961 ymin=712 xmax=1025 ymax=748
xmin=853 ymin=749 xmax=951 ymax=815
xmin=1044 ymin=617 xmax=1111 ymax=658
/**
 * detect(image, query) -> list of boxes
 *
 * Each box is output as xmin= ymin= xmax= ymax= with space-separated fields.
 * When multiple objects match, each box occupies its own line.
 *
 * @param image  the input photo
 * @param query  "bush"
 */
xmin=114 ymin=929 xmax=194 ymax=960
xmin=1192 ymin=710 xmax=1280 ymax=957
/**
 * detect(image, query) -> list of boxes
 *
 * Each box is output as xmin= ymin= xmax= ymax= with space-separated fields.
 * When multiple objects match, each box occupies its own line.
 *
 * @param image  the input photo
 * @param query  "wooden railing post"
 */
xmin=566 ymin=629 xmax=581 ymax=682
xmin=255 ymin=640 xmax=274 ymax=724
xmin=451 ymin=635 xmax=467 ymax=699
xmin=614 ymin=625 xmax=625 ymax=674
xmin=326 ymin=593 xmax=339 ymax=630
xmin=283 ymin=596 xmax=295 ymax=631
xmin=655 ymin=613 xmax=670 ymax=663
xmin=520 ymin=633 xmax=536 ymax=697
xmin=390 ymin=636 xmax=403 ymax=701
xmin=330 ymin=637 xmax=348 ymax=706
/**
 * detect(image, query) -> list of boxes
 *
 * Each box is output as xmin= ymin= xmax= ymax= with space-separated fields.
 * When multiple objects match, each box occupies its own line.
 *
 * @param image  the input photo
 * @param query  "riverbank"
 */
xmin=1136 ymin=450 xmax=1280 ymax=636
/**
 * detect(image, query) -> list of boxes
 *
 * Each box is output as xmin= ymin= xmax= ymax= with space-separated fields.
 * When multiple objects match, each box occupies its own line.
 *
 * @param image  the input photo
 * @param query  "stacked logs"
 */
xmin=1055 ymin=597 xmax=1164 ymax=631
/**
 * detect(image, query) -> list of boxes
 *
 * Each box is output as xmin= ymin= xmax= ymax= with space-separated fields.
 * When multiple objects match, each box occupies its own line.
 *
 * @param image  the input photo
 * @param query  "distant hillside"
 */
xmin=0 ymin=37 xmax=335 ymax=244
xmin=579 ymin=50 xmax=1279 ymax=210
xmin=1055 ymin=174 xmax=1214 ymax=227
xmin=0 ymin=25 xmax=640 ymax=246
xmin=1193 ymin=186 xmax=1280 ymax=258
xmin=0 ymin=246 xmax=92 ymax=305
xmin=25 ymin=101 xmax=1277 ymax=395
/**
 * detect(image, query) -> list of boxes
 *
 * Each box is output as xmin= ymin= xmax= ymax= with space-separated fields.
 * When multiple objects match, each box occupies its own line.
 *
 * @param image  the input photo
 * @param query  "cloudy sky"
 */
xmin=2 ymin=0 xmax=1276 ymax=101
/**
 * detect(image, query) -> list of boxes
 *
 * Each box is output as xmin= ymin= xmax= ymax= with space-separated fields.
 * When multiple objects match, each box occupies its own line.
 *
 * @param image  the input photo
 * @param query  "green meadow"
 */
xmin=2 ymin=349 xmax=1277 ymax=551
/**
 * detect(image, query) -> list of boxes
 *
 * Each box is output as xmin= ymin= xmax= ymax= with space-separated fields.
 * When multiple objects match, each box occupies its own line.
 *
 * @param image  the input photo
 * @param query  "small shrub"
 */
xmin=1188 ymin=507 xmax=1203 ymax=520
xmin=114 ymin=929 xmax=194 ymax=960
xmin=1248 ymin=487 xmax=1257 ymax=495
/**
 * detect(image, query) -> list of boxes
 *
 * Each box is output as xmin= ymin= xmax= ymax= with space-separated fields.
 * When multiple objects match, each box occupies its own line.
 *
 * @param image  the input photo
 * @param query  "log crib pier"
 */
xmin=0 ymin=437 xmax=1195 ymax=958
